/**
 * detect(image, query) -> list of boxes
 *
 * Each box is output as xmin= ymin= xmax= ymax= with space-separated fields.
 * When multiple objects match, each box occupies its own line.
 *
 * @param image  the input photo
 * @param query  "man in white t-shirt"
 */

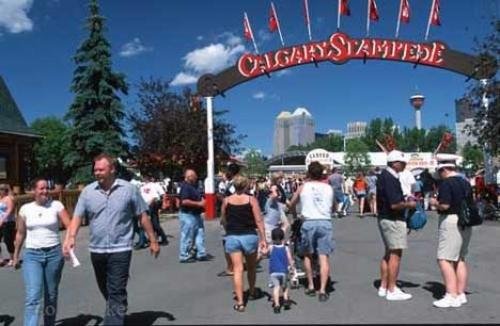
xmin=140 ymin=176 xmax=168 ymax=245
xmin=399 ymin=169 xmax=416 ymax=199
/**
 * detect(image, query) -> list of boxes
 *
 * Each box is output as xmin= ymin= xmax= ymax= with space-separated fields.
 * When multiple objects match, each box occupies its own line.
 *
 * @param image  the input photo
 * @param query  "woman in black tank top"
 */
xmin=221 ymin=175 xmax=266 ymax=312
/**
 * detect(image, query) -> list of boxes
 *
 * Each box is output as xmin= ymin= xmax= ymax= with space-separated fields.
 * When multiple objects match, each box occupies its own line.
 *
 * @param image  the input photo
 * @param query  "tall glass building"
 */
xmin=273 ymin=107 xmax=315 ymax=155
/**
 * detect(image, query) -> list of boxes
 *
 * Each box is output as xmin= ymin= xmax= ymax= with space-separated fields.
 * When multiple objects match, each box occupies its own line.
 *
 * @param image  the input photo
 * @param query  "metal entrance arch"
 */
xmin=197 ymin=33 xmax=497 ymax=219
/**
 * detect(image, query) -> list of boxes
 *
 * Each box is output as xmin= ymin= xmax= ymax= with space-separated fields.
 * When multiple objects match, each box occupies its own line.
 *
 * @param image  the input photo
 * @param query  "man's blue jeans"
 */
xmin=179 ymin=211 xmax=206 ymax=261
xmin=90 ymin=250 xmax=132 ymax=326
xmin=23 ymin=244 xmax=64 ymax=326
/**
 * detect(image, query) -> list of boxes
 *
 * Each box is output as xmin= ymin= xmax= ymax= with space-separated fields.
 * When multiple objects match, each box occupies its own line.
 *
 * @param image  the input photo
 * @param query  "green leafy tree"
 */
xmin=64 ymin=0 xmax=128 ymax=184
xmin=362 ymin=118 xmax=401 ymax=151
xmin=423 ymin=125 xmax=457 ymax=153
xmin=461 ymin=142 xmax=484 ymax=173
xmin=31 ymin=117 xmax=71 ymax=183
xmin=243 ymin=149 xmax=267 ymax=177
xmin=463 ymin=19 xmax=499 ymax=156
xmin=311 ymin=134 xmax=344 ymax=152
xmin=343 ymin=138 xmax=371 ymax=175
xmin=398 ymin=127 xmax=426 ymax=152
xmin=129 ymin=78 xmax=244 ymax=180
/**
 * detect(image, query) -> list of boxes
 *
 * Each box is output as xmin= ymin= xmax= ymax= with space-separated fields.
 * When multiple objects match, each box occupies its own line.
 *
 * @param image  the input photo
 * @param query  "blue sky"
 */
xmin=0 ymin=0 xmax=498 ymax=157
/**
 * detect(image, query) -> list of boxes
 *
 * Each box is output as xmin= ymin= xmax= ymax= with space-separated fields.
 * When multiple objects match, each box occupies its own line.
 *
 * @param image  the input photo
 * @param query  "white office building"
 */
xmin=273 ymin=107 xmax=315 ymax=155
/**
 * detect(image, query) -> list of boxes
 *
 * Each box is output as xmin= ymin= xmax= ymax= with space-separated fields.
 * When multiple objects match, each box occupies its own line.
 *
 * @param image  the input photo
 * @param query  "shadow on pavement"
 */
xmin=372 ymin=279 xmax=420 ymax=290
xmin=125 ymin=311 xmax=176 ymax=325
xmin=300 ymin=277 xmax=337 ymax=294
xmin=0 ymin=315 xmax=15 ymax=326
xmin=422 ymin=281 xmax=446 ymax=299
xmin=56 ymin=314 xmax=103 ymax=326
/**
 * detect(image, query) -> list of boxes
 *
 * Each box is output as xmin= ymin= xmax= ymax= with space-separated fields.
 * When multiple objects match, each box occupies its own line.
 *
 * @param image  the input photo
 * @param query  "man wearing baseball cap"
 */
xmin=376 ymin=150 xmax=416 ymax=301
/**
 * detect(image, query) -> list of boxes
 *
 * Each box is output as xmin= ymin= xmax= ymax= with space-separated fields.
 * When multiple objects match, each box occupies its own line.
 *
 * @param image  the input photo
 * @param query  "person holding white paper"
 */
xmin=13 ymin=178 xmax=71 ymax=326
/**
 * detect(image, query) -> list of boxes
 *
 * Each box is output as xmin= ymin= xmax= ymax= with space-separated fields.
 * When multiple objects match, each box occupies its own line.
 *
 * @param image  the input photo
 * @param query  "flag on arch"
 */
xmin=369 ymin=0 xmax=379 ymax=21
xmin=400 ymin=0 xmax=410 ymax=23
xmin=268 ymin=5 xmax=279 ymax=32
xmin=430 ymin=0 xmax=441 ymax=26
xmin=243 ymin=14 xmax=253 ymax=41
xmin=340 ymin=0 xmax=351 ymax=16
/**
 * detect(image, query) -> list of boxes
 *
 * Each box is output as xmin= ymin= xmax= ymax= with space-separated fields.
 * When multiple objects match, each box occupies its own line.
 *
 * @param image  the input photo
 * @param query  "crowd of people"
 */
xmin=0 ymin=150 xmax=497 ymax=324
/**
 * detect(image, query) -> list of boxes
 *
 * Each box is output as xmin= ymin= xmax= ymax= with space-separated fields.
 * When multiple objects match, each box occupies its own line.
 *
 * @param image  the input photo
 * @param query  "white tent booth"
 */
xmin=268 ymin=149 xmax=463 ymax=176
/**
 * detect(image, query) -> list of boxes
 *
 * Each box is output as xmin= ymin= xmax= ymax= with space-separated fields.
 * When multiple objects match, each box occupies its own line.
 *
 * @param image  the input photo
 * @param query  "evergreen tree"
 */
xmin=31 ymin=117 xmax=71 ymax=183
xmin=64 ymin=0 xmax=128 ymax=184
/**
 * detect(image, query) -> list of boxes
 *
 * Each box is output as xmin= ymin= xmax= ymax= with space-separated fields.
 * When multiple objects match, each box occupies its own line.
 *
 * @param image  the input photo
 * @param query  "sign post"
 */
xmin=204 ymin=96 xmax=216 ymax=220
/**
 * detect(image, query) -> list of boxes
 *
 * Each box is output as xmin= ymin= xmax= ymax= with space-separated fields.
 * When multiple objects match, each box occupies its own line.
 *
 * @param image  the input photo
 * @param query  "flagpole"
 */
xmin=305 ymin=0 xmax=312 ymax=41
xmin=244 ymin=12 xmax=259 ymax=53
xmin=395 ymin=0 xmax=403 ymax=38
xmin=425 ymin=0 xmax=435 ymax=40
xmin=337 ymin=0 xmax=341 ymax=31
xmin=272 ymin=2 xmax=285 ymax=46
xmin=366 ymin=0 xmax=370 ymax=37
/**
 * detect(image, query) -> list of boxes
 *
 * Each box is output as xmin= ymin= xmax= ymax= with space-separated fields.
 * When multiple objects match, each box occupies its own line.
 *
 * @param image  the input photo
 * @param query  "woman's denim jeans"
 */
xmin=22 ymin=244 xmax=64 ymax=326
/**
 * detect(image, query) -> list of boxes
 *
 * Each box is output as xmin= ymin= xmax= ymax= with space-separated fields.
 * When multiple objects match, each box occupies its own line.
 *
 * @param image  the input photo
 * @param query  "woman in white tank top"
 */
xmin=288 ymin=162 xmax=335 ymax=302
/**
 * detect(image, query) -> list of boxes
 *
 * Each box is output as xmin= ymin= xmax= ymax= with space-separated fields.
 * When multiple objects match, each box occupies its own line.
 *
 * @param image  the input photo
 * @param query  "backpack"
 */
xmin=406 ymin=202 xmax=427 ymax=232
xmin=457 ymin=179 xmax=483 ymax=228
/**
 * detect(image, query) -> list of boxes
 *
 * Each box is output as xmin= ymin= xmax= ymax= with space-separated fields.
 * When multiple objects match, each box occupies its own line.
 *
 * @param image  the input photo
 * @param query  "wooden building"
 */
xmin=0 ymin=76 xmax=39 ymax=192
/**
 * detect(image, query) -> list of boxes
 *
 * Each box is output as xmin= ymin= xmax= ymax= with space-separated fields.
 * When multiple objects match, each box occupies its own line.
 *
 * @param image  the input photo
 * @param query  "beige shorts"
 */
xmin=378 ymin=218 xmax=408 ymax=250
xmin=437 ymin=214 xmax=472 ymax=261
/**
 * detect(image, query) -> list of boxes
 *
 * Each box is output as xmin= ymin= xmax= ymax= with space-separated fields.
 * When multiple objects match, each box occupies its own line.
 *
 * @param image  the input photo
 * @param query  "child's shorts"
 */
xmin=269 ymin=272 xmax=289 ymax=289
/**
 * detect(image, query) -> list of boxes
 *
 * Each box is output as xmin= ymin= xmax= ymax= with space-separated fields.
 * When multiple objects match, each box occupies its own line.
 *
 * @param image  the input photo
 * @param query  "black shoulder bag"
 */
xmin=457 ymin=179 xmax=483 ymax=229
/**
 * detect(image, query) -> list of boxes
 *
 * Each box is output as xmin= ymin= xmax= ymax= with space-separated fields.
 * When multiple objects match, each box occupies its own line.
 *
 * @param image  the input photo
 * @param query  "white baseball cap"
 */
xmin=387 ymin=150 xmax=408 ymax=163
xmin=437 ymin=162 xmax=456 ymax=170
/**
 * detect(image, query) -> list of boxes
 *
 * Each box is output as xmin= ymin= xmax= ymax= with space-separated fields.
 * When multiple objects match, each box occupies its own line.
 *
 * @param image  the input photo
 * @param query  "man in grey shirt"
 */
xmin=63 ymin=154 xmax=160 ymax=325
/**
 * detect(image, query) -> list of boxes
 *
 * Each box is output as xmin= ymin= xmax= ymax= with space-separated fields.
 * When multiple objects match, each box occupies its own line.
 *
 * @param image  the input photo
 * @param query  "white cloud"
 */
xmin=170 ymin=32 xmax=246 ymax=87
xmin=258 ymin=29 xmax=272 ymax=42
xmin=170 ymin=72 xmax=199 ymax=87
xmin=196 ymin=35 xmax=203 ymax=41
xmin=184 ymin=43 xmax=245 ymax=74
xmin=275 ymin=70 xmax=291 ymax=77
xmin=0 ymin=0 xmax=34 ymax=34
xmin=252 ymin=91 xmax=266 ymax=100
xmin=119 ymin=37 xmax=153 ymax=57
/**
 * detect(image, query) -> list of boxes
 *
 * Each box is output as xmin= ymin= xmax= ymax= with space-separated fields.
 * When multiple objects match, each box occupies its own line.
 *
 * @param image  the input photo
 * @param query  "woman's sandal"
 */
xmin=233 ymin=303 xmax=245 ymax=312
xmin=304 ymin=288 xmax=316 ymax=296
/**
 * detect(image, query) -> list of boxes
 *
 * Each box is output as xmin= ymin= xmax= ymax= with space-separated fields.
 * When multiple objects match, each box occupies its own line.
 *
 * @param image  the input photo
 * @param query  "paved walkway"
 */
xmin=1 ymin=212 xmax=500 ymax=325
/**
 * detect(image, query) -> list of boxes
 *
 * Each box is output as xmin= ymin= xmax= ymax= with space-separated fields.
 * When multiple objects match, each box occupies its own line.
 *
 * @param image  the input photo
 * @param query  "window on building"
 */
xmin=0 ymin=155 xmax=7 ymax=179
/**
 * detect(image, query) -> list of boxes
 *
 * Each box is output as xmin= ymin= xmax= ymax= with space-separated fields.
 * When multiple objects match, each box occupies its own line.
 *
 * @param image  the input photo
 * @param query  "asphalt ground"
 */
xmin=1 ymin=211 xmax=500 ymax=325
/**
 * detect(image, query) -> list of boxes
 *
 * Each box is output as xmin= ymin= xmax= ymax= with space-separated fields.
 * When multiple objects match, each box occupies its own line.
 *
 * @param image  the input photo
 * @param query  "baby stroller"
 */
xmin=288 ymin=217 xmax=306 ymax=289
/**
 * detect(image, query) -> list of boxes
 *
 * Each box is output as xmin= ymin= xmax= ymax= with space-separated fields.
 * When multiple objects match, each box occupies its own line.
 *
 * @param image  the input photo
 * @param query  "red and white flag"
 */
xmin=243 ymin=12 xmax=259 ymax=53
xmin=395 ymin=0 xmax=410 ymax=38
xmin=430 ymin=0 xmax=441 ymax=26
xmin=268 ymin=5 xmax=278 ymax=32
xmin=337 ymin=0 xmax=351 ymax=31
xmin=269 ymin=2 xmax=285 ymax=46
xmin=303 ymin=0 xmax=312 ymax=41
xmin=425 ymin=0 xmax=441 ymax=40
xmin=400 ymin=0 xmax=410 ymax=23
xmin=369 ymin=0 xmax=379 ymax=21
xmin=340 ymin=0 xmax=351 ymax=16
xmin=366 ymin=0 xmax=379 ymax=36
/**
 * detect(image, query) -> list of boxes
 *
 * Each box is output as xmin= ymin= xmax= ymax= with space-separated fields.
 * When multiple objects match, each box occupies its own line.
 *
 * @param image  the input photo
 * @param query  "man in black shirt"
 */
xmin=429 ymin=162 xmax=472 ymax=308
xmin=376 ymin=150 xmax=416 ymax=301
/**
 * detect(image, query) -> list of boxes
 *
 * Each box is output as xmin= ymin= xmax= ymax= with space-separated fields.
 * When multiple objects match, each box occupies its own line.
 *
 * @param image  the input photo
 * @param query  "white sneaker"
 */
xmin=378 ymin=287 xmax=387 ymax=297
xmin=457 ymin=293 xmax=467 ymax=305
xmin=433 ymin=293 xmax=462 ymax=308
xmin=386 ymin=287 xmax=412 ymax=301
